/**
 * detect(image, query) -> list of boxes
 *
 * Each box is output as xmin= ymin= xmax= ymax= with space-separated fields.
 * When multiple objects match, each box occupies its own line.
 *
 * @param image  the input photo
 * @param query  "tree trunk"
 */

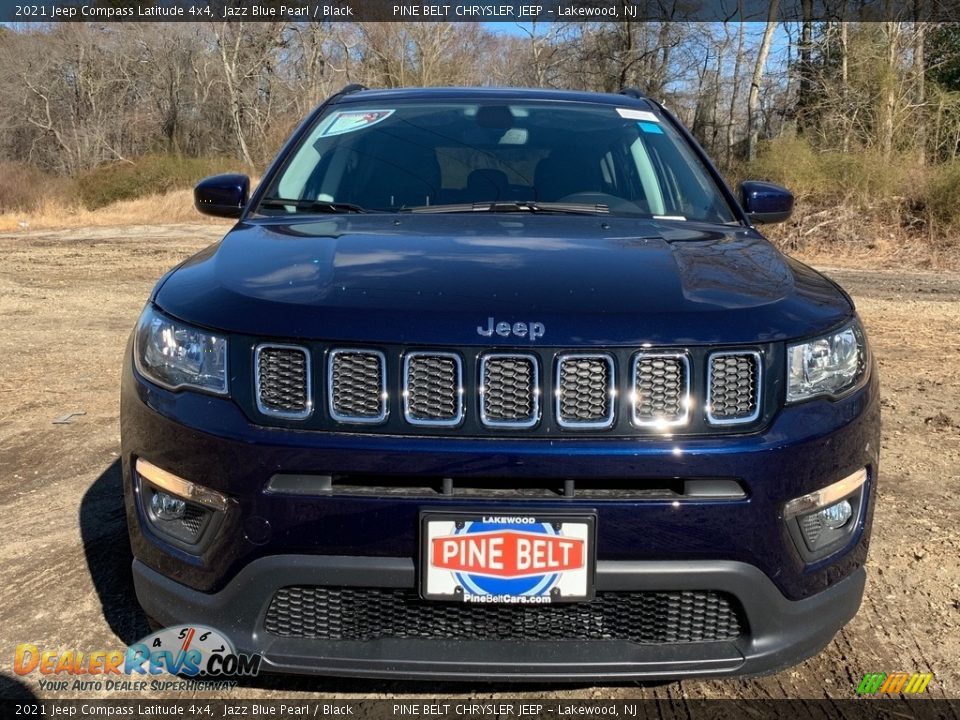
xmin=748 ymin=0 xmax=779 ymax=162
xmin=798 ymin=0 xmax=813 ymax=134
xmin=841 ymin=20 xmax=850 ymax=152
xmin=880 ymin=22 xmax=899 ymax=159
xmin=913 ymin=7 xmax=926 ymax=162
xmin=215 ymin=23 xmax=255 ymax=167
xmin=727 ymin=5 xmax=745 ymax=167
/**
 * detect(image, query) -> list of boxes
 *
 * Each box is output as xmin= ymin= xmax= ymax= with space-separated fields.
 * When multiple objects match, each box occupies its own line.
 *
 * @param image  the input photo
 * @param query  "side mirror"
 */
xmin=740 ymin=180 xmax=794 ymax=224
xmin=194 ymin=174 xmax=250 ymax=218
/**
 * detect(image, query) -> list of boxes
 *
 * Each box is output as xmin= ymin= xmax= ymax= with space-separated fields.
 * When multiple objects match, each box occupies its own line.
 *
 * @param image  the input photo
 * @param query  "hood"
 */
xmin=154 ymin=215 xmax=852 ymax=346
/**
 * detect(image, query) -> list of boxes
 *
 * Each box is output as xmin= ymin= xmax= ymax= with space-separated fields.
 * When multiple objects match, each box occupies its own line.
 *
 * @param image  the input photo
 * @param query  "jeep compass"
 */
xmin=121 ymin=86 xmax=879 ymax=680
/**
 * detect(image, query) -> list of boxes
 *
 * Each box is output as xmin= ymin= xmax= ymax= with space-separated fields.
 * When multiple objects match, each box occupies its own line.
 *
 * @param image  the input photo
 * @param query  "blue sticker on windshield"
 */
xmin=638 ymin=121 xmax=663 ymax=134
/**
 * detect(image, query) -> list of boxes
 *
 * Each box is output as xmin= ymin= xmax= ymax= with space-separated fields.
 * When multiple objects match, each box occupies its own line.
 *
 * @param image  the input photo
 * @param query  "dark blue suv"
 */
xmin=121 ymin=86 xmax=879 ymax=681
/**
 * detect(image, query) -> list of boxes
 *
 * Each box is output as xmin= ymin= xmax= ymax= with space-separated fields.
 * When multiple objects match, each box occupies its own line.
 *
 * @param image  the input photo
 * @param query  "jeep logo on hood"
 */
xmin=477 ymin=317 xmax=545 ymax=341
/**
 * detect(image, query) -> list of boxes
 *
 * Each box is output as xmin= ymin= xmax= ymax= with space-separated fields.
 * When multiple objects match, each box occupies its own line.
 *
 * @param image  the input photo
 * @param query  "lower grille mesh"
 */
xmin=799 ymin=512 xmax=825 ymax=546
xmin=264 ymin=586 xmax=743 ymax=644
xmin=179 ymin=505 xmax=207 ymax=539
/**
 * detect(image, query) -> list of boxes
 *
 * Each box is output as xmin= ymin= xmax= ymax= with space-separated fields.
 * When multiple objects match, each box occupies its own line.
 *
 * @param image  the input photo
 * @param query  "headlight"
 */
xmin=786 ymin=321 xmax=867 ymax=402
xmin=134 ymin=306 xmax=228 ymax=395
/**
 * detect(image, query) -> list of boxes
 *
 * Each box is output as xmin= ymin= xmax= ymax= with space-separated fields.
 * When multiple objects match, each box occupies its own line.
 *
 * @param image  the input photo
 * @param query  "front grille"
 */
xmin=404 ymin=352 xmax=463 ymax=426
xmin=264 ymin=586 xmax=744 ymax=644
xmin=557 ymin=354 xmax=614 ymax=428
xmin=707 ymin=352 xmax=761 ymax=424
xmin=248 ymin=342 xmax=769 ymax=435
xmin=632 ymin=353 xmax=689 ymax=426
xmin=480 ymin=354 xmax=539 ymax=427
xmin=328 ymin=350 xmax=387 ymax=423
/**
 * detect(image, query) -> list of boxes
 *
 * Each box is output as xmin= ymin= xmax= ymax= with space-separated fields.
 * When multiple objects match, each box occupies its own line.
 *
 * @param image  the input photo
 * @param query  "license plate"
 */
xmin=420 ymin=512 xmax=596 ymax=603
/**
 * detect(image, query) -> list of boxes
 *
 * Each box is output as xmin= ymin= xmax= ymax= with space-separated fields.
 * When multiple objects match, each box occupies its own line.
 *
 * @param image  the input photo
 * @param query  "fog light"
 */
xmin=786 ymin=469 xmax=866 ymax=559
xmin=137 ymin=459 xmax=225 ymax=547
xmin=150 ymin=491 xmax=186 ymax=520
xmin=818 ymin=499 xmax=852 ymax=529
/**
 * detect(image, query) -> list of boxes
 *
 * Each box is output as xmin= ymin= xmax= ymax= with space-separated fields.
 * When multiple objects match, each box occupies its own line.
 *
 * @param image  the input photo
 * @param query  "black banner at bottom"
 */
xmin=1 ymin=699 xmax=958 ymax=720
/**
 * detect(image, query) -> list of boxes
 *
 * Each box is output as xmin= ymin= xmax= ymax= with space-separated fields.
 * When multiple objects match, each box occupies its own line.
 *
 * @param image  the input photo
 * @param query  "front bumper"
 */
xmin=122 ymin=355 xmax=879 ymax=599
xmin=122 ymin=345 xmax=879 ymax=680
xmin=133 ymin=555 xmax=866 ymax=681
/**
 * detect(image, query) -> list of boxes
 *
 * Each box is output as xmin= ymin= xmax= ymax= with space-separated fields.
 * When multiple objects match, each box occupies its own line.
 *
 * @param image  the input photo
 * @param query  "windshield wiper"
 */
xmin=401 ymin=201 xmax=609 ymax=215
xmin=259 ymin=197 xmax=368 ymax=214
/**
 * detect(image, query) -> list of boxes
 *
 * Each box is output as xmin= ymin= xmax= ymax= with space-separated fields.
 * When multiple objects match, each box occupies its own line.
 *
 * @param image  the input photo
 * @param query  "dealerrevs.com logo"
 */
xmin=14 ymin=625 xmax=260 ymax=692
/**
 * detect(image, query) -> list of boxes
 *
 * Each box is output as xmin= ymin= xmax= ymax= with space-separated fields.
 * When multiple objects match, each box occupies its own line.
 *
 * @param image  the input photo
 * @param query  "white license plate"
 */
xmin=420 ymin=512 xmax=595 ymax=603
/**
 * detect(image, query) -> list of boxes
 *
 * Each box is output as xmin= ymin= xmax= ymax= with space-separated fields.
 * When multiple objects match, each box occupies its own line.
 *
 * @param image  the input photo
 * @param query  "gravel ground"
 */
xmin=0 ymin=225 xmax=957 ymax=701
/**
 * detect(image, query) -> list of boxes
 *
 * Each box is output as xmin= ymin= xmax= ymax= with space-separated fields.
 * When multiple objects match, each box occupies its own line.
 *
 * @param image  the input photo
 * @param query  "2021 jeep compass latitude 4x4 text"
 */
xmin=122 ymin=86 xmax=879 ymax=681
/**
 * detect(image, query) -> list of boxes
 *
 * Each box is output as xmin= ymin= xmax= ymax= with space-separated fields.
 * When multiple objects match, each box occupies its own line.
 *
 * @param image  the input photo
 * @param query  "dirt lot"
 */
xmin=0 ymin=224 xmax=958 ymax=701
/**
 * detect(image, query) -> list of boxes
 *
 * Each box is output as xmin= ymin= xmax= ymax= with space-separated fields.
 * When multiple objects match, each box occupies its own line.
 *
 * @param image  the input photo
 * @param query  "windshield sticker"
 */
xmin=638 ymin=121 xmax=664 ymax=135
xmin=319 ymin=109 xmax=394 ymax=137
xmin=616 ymin=108 xmax=658 ymax=122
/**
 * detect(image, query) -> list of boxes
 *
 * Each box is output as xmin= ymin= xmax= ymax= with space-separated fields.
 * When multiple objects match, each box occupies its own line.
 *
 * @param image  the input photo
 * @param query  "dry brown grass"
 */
xmin=0 ymin=161 xmax=74 ymax=215
xmin=0 ymin=188 xmax=236 ymax=232
xmin=764 ymin=202 xmax=960 ymax=272
xmin=1 ymin=179 xmax=956 ymax=272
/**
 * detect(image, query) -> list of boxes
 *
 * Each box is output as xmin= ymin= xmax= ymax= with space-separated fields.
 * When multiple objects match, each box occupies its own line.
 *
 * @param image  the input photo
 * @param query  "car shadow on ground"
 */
xmin=0 ymin=673 xmax=40 ymax=700
xmin=80 ymin=458 xmax=150 ymax=646
xmin=80 ymin=458 xmax=665 ymax=694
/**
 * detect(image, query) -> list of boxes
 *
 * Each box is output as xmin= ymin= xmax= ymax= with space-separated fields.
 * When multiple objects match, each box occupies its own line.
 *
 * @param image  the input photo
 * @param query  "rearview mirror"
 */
xmin=194 ymin=174 xmax=250 ymax=218
xmin=740 ymin=181 xmax=794 ymax=224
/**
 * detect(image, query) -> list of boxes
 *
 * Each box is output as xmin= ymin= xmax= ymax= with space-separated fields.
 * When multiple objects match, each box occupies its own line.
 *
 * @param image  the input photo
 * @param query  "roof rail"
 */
xmin=339 ymin=83 xmax=368 ymax=95
xmin=619 ymin=87 xmax=646 ymax=99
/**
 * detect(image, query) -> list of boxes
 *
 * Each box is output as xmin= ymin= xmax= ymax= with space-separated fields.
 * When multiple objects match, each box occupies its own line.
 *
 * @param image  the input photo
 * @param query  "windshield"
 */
xmin=260 ymin=100 xmax=737 ymax=223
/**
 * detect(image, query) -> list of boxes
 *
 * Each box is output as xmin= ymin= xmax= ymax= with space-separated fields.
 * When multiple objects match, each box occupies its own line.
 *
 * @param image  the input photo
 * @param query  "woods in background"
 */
xmin=1 ymin=19 xmax=951 ymax=171
xmin=3 ymin=18 xmax=960 ymax=246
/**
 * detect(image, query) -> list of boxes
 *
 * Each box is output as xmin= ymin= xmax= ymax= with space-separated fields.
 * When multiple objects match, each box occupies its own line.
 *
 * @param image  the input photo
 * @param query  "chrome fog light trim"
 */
xmin=136 ymin=458 xmax=229 ymax=512
xmin=784 ymin=468 xmax=867 ymax=518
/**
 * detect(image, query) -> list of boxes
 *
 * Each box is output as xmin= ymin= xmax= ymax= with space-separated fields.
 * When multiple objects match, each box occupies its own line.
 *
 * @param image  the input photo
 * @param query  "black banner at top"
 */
xmin=2 ymin=0 xmax=960 ymax=23
xmin=2 ymin=699 xmax=960 ymax=719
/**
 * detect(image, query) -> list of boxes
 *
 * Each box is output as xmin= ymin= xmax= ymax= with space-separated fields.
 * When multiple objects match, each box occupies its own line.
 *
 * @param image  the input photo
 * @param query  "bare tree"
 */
xmin=748 ymin=0 xmax=780 ymax=161
xmin=212 ymin=21 xmax=288 ymax=166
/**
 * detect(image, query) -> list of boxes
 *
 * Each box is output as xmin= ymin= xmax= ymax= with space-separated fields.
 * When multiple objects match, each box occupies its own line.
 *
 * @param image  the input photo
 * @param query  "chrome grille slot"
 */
xmin=328 ymin=349 xmax=387 ymax=423
xmin=480 ymin=354 xmax=539 ymax=428
xmin=632 ymin=353 xmax=690 ymax=427
xmin=707 ymin=351 xmax=761 ymax=424
xmin=403 ymin=352 xmax=463 ymax=426
xmin=556 ymin=354 xmax=615 ymax=428
xmin=255 ymin=344 xmax=311 ymax=419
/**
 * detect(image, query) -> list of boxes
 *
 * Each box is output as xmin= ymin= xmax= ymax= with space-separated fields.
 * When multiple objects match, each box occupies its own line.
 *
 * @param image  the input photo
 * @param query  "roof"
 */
xmin=334 ymin=86 xmax=654 ymax=109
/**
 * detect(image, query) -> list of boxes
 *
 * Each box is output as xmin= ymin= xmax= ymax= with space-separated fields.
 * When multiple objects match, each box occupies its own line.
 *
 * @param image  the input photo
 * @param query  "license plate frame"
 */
xmin=419 ymin=511 xmax=596 ymax=604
